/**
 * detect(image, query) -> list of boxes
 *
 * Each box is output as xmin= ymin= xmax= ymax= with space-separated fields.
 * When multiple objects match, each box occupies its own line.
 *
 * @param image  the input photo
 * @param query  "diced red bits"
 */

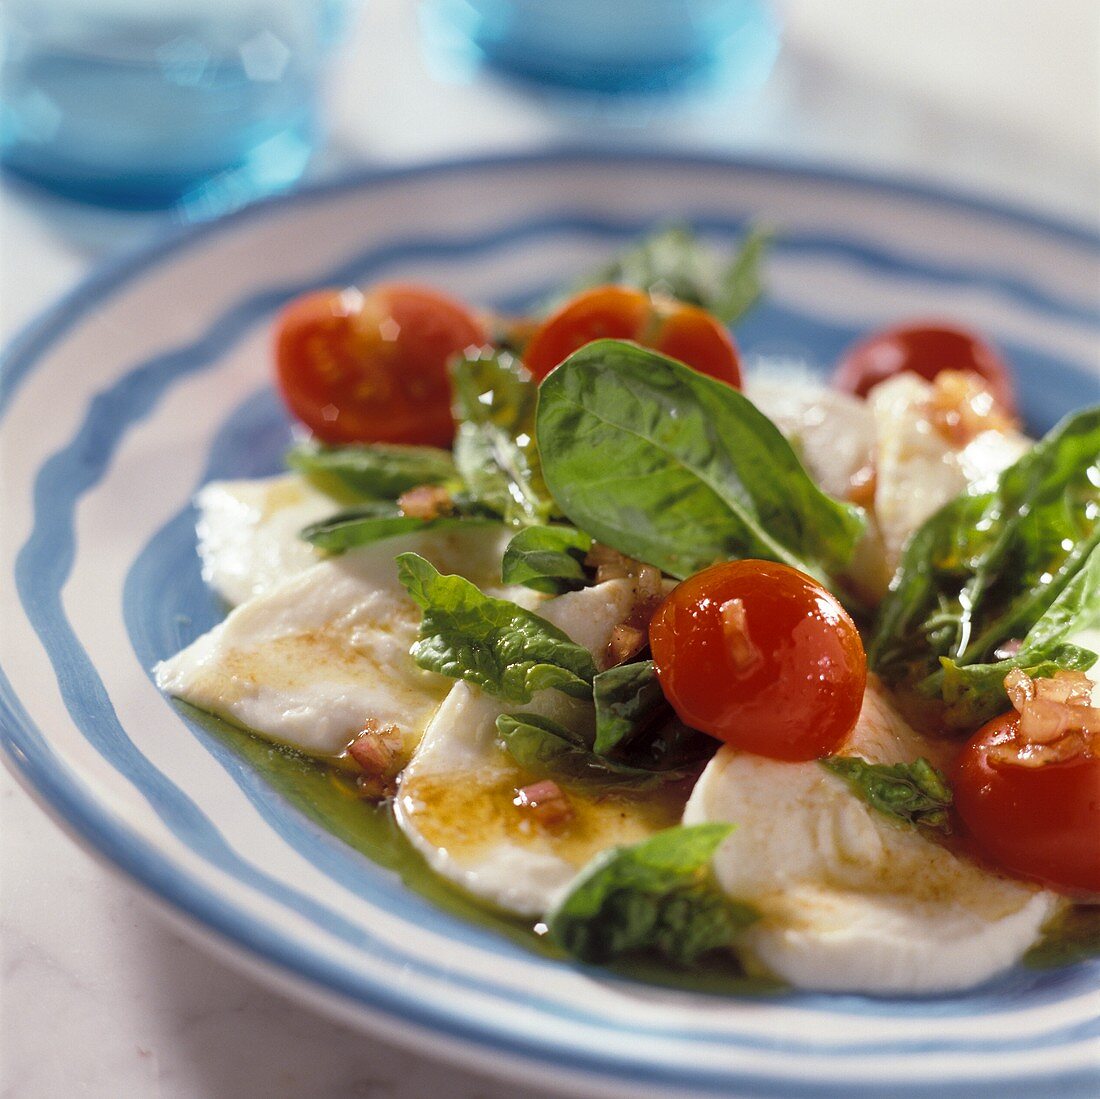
xmin=718 ymin=597 xmax=760 ymax=673
xmin=348 ymin=719 xmax=403 ymax=798
xmin=926 ymin=370 xmax=1016 ymax=446
xmin=846 ymin=463 xmax=877 ymax=508
xmin=586 ymin=543 xmax=665 ymax=668
xmin=995 ymin=669 xmax=1099 ymax=768
xmin=607 ymin=624 xmax=647 ymax=666
xmin=514 ymin=780 xmax=573 ymax=828
xmin=397 ymin=484 xmax=455 ymax=520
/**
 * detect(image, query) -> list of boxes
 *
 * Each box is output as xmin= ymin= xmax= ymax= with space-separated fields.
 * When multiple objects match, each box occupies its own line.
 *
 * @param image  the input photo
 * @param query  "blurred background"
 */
xmin=1 ymin=1 xmax=1098 ymax=1096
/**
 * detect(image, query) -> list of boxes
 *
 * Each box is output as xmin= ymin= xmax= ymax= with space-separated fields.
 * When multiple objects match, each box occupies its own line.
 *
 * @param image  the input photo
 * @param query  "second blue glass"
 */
xmin=423 ymin=0 xmax=780 ymax=97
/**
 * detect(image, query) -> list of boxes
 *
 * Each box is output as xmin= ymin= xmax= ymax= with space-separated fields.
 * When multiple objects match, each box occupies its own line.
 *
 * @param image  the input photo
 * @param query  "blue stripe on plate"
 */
xmin=2 ymin=154 xmax=1099 ymax=1097
xmin=2 ymin=147 xmax=1097 ymax=419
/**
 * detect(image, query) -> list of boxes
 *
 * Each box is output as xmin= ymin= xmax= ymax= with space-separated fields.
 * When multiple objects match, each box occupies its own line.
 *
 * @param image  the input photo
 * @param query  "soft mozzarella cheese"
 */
xmin=746 ymin=373 xmax=894 ymax=602
xmin=195 ymin=474 xmax=337 ymax=606
xmin=684 ymin=679 xmax=1061 ymax=994
xmin=870 ymin=374 xmax=1029 ymax=570
xmin=746 ymin=375 xmax=875 ymax=501
xmin=156 ymin=526 xmax=517 ymax=760
xmin=396 ymin=579 xmax=684 ymax=916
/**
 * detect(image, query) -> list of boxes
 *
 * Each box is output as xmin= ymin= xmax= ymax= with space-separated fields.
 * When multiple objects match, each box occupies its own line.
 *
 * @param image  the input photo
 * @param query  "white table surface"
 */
xmin=2 ymin=2 xmax=1098 ymax=1097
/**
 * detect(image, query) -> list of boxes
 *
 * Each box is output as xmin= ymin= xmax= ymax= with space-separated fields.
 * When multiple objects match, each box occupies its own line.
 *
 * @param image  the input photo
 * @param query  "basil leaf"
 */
xmin=591 ymin=659 xmax=713 ymax=772
xmin=870 ymin=405 xmax=1100 ymax=727
xmin=547 ymin=824 xmax=758 ymax=966
xmin=501 ymin=525 xmax=592 ymax=594
xmin=496 ymin=713 xmax=677 ymax=788
xmin=396 ymin=552 xmax=596 ymax=703
xmin=935 ymin=546 xmax=1100 ymax=727
xmin=536 ymin=340 xmax=866 ymax=583
xmin=556 ymin=225 xmax=771 ymax=324
xmin=497 ymin=702 xmax=709 ymax=789
xmin=592 ymin=660 xmax=668 ymax=755
xmin=710 ymin=224 xmax=773 ymax=325
xmin=301 ymin=503 xmax=496 ymax=554
xmin=450 ymin=351 xmax=555 ymax=525
xmin=1024 ymin=905 xmax=1100 ymax=969
xmin=822 ymin=756 xmax=953 ymax=834
xmin=287 ymin=441 xmax=456 ymax=503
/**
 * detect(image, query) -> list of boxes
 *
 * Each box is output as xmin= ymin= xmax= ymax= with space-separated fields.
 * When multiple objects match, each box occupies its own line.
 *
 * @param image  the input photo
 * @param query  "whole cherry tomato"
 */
xmin=833 ymin=322 xmax=1016 ymax=414
xmin=523 ymin=285 xmax=742 ymax=388
xmin=649 ymin=560 xmax=866 ymax=762
xmin=954 ymin=711 xmax=1100 ymax=895
xmin=274 ymin=283 xmax=487 ymax=446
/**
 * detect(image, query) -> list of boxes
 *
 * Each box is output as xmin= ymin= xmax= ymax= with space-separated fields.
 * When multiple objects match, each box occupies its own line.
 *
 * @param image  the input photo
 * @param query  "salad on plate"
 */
xmin=155 ymin=228 xmax=1099 ymax=995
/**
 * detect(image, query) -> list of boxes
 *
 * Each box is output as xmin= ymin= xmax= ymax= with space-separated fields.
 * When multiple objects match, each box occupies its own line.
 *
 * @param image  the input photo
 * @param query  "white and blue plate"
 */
xmin=2 ymin=152 xmax=1098 ymax=1098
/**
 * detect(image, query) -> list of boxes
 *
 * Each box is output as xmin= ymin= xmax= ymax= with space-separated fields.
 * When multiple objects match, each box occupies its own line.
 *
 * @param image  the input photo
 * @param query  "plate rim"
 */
xmin=2 ymin=148 xmax=1098 ymax=1097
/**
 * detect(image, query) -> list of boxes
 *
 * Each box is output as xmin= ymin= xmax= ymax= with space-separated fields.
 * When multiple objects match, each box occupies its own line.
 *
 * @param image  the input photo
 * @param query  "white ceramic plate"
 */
xmin=2 ymin=152 xmax=1098 ymax=1099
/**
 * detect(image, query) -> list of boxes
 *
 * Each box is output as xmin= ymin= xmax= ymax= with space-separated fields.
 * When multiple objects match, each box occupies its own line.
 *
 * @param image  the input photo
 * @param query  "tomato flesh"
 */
xmin=954 ymin=712 xmax=1100 ymax=895
xmin=833 ymin=321 xmax=1016 ymax=414
xmin=649 ymin=560 xmax=866 ymax=761
xmin=274 ymin=284 xmax=487 ymax=446
xmin=523 ymin=285 xmax=742 ymax=388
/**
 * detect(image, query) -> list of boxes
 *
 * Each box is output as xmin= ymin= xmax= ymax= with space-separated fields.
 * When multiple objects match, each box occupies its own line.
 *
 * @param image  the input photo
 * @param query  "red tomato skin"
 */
xmin=648 ymin=560 xmax=866 ymax=762
xmin=523 ymin=285 xmax=741 ymax=388
xmin=523 ymin=286 xmax=648 ymax=382
xmin=654 ymin=305 xmax=743 ymax=388
xmin=833 ymin=321 xmax=1016 ymax=414
xmin=274 ymin=284 xmax=486 ymax=446
xmin=954 ymin=713 xmax=1100 ymax=895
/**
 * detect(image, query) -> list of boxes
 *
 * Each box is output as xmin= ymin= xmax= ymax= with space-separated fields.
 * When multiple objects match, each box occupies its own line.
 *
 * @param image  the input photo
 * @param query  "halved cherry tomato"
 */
xmin=649 ymin=560 xmax=866 ymax=761
xmin=954 ymin=712 xmax=1100 ymax=895
xmin=523 ymin=285 xmax=742 ymax=387
xmin=274 ymin=284 xmax=487 ymax=446
xmin=833 ymin=321 xmax=1016 ymax=414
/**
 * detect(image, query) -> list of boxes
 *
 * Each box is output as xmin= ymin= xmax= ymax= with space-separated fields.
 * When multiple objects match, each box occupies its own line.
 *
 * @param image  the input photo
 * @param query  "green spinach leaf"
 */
xmin=592 ymin=660 xmax=667 ymax=755
xmin=870 ymin=405 xmax=1100 ymax=727
xmin=821 ymin=756 xmax=953 ymax=834
xmin=536 ymin=340 xmax=866 ymax=583
xmin=496 ymin=713 xmax=690 ymax=788
xmin=501 ymin=525 xmax=592 ymax=594
xmin=594 ymin=662 xmax=714 ymax=773
xmin=547 ymin=824 xmax=758 ymax=965
xmin=301 ymin=503 xmax=496 ymax=554
xmin=935 ymin=546 xmax=1100 ymax=727
xmin=1024 ymin=905 xmax=1100 ymax=969
xmin=450 ymin=351 xmax=556 ymax=525
xmin=287 ymin=441 xmax=456 ymax=503
xmin=497 ymin=693 xmax=710 ymax=789
xmin=555 ymin=224 xmax=771 ymax=324
xmin=396 ymin=552 xmax=596 ymax=703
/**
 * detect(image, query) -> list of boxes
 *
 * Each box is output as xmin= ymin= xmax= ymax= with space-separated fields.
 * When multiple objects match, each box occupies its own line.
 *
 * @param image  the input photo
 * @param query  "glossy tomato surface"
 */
xmin=954 ymin=712 xmax=1100 ymax=895
xmin=274 ymin=283 xmax=486 ymax=446
xmin=833 ymin=321 xmax=1016 ymax=413
xmin=523 ymin=285 xmax=741 ymax=387
xmin=649 ymin=560 xmax=866 ymax=761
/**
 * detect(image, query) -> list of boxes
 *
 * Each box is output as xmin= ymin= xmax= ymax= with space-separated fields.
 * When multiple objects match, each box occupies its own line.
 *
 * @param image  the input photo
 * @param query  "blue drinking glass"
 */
xmin=0 ymin=0 xmax=350 ymax=211
xmin=421 ymin=0 xmax=780 ymax=97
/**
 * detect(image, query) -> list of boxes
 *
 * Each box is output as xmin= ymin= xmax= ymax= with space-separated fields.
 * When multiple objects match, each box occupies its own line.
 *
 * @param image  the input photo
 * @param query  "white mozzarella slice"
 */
xmin=870 ymin=374 xmax=1029 ymax=571
xmin=745 ymin=372 xmax=895 ymax=604
xmin=746 ymin=374 xmax=875 ymax=501
xmin=195 ymin=474 xmax=336 ymax=606
xmin=156 ymin=525 xmax=516 ymax=759
xmin=395 ymin=579 xmax=685 ymax=917
xmin=684 ymin=679 xmax=1061 ymax=994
